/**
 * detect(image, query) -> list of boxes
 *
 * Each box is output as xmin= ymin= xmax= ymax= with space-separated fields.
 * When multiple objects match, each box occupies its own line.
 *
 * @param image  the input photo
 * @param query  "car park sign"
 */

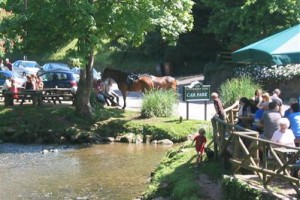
xmin=183 ymin=81 xmax=210 ymax=101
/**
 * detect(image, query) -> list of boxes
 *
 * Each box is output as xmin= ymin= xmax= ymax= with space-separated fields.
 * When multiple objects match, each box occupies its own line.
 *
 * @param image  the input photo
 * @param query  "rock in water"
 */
xmin=156 ymin=139 xmax=173 ymax=145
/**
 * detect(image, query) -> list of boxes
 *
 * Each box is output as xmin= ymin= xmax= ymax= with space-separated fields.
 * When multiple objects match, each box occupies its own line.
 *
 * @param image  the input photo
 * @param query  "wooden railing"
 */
xmin=212 ymin=116 xmax=300 ymax=196
xmin=223 ymin=101 xmax=239 ymax=124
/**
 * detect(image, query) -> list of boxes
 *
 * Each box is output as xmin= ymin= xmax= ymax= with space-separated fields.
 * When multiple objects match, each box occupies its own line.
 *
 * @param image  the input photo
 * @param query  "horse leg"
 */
xmin=121 ymin=90 xmax=127 ymax=109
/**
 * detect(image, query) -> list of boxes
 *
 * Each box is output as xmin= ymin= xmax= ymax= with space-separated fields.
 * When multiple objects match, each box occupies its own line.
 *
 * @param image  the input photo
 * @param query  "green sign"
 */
xmin=183 ymin=82 xmax=210 ymax=101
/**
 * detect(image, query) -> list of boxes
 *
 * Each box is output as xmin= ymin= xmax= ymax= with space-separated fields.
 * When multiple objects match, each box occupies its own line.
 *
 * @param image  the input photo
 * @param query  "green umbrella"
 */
xmin=232 ymin=24 xmax=300 ymax=65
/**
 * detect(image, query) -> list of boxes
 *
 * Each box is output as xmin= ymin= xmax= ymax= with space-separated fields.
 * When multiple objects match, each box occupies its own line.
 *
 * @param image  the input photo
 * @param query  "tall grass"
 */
xmin=219 ymin=76 xmax=261 ymax=107
xmin=141 ymin=90 xmax=178 ymax=118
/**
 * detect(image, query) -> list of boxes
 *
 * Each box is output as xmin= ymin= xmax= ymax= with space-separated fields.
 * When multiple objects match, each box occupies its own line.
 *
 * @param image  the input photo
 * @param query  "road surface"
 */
xmin=110 ymin=75 xmax=217 ymax=121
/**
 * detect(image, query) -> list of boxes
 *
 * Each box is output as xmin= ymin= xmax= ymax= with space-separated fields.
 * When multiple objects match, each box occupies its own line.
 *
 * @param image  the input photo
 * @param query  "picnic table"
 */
xmin=42 ymin=88 xmax=75 ymax=105
xmin=4 ymin=89 xmax=43 ymax=106
xmin=4 ymin=88 xmax=76 ymax=106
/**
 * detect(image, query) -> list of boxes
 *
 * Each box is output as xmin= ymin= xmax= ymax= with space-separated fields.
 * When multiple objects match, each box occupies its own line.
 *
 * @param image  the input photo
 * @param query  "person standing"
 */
xmin=5 ymin=58 xmax=12 ymax=71
xmin=211 ymin=92 xmax=225 ymax=120
xmin=192 ymin=128 xmax=207 ymax=165
xmin=271 ymin=89 xmax=283 ymax=115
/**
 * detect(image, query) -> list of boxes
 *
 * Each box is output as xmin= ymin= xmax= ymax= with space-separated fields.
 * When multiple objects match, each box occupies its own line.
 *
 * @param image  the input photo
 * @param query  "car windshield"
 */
xmin=22 ymin=62 xmax=39 ymax=68
xmin=44 ymin=63 xmax=70 ymax=71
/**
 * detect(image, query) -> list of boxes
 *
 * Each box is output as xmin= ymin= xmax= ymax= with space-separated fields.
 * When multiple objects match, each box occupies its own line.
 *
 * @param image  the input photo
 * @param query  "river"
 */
xmin=0 ymin=143 xmax=172 ymax=200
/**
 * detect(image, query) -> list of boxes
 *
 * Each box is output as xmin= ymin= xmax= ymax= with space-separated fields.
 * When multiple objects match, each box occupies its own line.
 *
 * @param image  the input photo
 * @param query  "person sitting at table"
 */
xmin=288 ymin=103 xmax=300 ymax=144
xmin=284 ymin=98 xmax=298 ymax=118
xmin=257 ymin=92 xmax=272 ymax=110
xmin=252 ymin=89 xmax=263 ymax=107
xmin=2 ymin=77 xmax=12 ymax=94
xmin=260 ymin=102 xmax=282 ymax=140
xmin=271 ymin=118 xmax=295 ymax=147
xmin=35 ymin=76 xmax=44 ymax=90
xmin=252 ymin=102 xmax=269 ymax=134
xmin=237 ymin=97 xmax=253 ymax=128
xmin=24 ymin=75 xmax=36 ymax=90
xmin=10 ymin=79 xmax=19 ymax=99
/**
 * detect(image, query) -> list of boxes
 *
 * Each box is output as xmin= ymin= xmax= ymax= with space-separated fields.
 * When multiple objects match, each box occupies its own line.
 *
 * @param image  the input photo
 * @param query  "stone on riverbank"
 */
xmin=156 ymin=139 xmax=173 ymax=145
xmin=116 ymin=133 xmax=144 ymax=143
xmin=102 ymin=137 xmax=115 ymax=142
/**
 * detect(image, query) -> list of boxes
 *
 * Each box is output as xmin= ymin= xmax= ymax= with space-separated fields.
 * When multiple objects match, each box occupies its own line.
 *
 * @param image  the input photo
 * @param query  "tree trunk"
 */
xmin=75 ymin=49 xmax=94 ymax=118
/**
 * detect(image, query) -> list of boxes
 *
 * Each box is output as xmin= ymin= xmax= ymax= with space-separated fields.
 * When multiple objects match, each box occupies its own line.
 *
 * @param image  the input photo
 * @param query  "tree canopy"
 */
xmin=1 ymin=0 xmax=194 ymax=117
xmin=1 ymin=0 xmax=194 ymax=59
xmin=201 ymin=0 xmax=300 ymax=49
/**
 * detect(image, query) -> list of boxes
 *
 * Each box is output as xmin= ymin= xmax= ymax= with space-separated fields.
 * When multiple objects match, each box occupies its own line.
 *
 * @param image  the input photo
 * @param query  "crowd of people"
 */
xmin=93 ymin=79 xmax=119 ymax=106
xmin=212 ymin=89 xmax=300 ymax=147
xmin=2 ymin=74 xmax=44 ymax=98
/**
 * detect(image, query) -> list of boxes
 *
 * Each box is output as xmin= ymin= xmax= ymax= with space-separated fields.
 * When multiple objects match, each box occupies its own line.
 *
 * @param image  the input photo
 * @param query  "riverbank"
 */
xmin=141 ymin=144 xmax=295 ymax=200
xmin=140 ymin=143 xmax=226 ymax=200
xmin=0 ymin=105 xmax=207 ymax=144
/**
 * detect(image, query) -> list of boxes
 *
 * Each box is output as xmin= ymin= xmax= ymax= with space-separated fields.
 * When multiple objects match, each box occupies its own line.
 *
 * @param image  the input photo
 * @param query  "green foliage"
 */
xmin=143 ymin=143 xmax=226 ymax=199
xmin=141 ymin=90 xmax=178 ymax=118
xmin=143 ymin=145 xmax=201 ymax=199
xmin=201 ymin=0 xmax=300 ymax=48
xmin=0 ymin=105 xmax=202 ymax=143
xmin=222 ymin=175 xmax=275 ymax=200
xmin=219 ymin=76 xmax=261 ymax=107
xmin=1 ymin=0 xmax=194 ymax=59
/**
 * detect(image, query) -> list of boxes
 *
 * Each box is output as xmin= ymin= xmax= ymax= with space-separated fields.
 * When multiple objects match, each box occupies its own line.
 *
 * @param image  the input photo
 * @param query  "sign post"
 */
xmin=183 ymin=81 xmax=211 ymax=120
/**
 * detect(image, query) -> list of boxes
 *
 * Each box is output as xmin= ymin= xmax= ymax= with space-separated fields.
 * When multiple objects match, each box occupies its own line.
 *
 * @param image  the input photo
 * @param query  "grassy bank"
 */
xmin=142 ymin=143 xmax=227 ymax=200
xmin=0 ymin=105 xmax=206 ymax=144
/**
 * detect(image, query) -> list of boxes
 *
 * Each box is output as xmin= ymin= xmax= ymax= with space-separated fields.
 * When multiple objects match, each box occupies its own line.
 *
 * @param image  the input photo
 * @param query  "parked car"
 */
xmin=0 ymin=70 xmax=26 ymax=88
xmin=38 ymin=70 xmax=77 ymax=92
xmin=40 ymin=62 xmax=71 ymax=72
xmin=12 ymin=60 xmax=41 ymax=76
xmin=71 ymin=67 xmax=101 ymax=82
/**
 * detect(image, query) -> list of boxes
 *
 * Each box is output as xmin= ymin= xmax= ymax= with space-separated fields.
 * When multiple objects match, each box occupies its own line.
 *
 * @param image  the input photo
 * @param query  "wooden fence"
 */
xmin=212 ymin=116 xmax=300 ymax=196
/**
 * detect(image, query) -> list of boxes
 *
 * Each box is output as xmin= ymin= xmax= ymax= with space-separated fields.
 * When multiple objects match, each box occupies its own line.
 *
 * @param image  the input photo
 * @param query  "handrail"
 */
xmin=223 ymin=100 xmax=239 ymax=113
xmin=223 ymin=100 xmax=239 ymax=124
xmin=211 ymin=115 xmax=300 ymax=197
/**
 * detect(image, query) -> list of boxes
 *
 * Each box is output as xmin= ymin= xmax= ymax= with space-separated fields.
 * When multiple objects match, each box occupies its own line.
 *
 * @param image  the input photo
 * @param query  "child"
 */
xmin=192 ymin=128 xmax=207 ymax=165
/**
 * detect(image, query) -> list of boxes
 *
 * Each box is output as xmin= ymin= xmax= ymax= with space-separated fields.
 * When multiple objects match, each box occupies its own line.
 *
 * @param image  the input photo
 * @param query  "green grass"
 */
xmin=142 ymin=143 xmax=228 ymax=200
xmin=141 ymin=90 xmax=178 ymax=118
xmin=0 ymin=105 xmax=205 ymax=143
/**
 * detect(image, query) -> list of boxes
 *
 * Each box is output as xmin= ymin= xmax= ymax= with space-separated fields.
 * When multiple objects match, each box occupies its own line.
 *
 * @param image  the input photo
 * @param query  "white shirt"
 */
xmin=271 ymin=129 xmax=295 ymax=147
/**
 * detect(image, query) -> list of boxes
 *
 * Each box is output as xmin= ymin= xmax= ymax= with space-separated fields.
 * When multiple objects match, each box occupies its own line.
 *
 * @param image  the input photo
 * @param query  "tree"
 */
xmin=1 ymin=0 xmax=194 ymax=117
xmin=201 ymin=0 xmax=300 ymax=49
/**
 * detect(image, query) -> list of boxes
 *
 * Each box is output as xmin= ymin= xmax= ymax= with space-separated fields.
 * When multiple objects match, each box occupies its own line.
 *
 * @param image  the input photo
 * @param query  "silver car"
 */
xmin=12 ymin=60 xmax=41 ymax=76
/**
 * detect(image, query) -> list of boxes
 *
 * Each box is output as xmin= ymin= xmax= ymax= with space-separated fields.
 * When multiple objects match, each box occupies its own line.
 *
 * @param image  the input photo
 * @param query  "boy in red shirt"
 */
xmin=192 ymin=128 xmax=207 ymax=164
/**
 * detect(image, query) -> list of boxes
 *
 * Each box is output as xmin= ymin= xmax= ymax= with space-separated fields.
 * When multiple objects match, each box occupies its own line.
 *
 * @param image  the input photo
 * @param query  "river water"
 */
xmin=0 ymin=143 xmax=171 ymax=200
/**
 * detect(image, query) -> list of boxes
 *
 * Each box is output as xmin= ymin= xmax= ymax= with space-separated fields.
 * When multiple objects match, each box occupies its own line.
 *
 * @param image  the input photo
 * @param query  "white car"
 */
xmin=12 ymin=60 xmax=41 ymax=76
xmin=71 ymin=67 xmax=101 ymax=82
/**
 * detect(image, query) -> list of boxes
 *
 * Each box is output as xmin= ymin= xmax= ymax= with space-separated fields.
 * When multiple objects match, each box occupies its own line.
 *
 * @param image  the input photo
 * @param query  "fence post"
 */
xmin=211 ymin=118 xmax=219 ymax=159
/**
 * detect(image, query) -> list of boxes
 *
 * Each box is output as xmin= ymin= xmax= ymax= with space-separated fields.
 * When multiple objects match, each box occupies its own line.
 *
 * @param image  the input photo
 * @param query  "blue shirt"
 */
xmin=255 ymin=109 xmax=264 ymax=120
xmin=288 ymin=112 xmax=300 ymax=138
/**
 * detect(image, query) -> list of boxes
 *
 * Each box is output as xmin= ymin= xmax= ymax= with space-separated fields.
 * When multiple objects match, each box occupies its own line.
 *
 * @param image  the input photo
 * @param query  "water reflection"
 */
xmin=0 ymin=143 xmax=171 ymax=200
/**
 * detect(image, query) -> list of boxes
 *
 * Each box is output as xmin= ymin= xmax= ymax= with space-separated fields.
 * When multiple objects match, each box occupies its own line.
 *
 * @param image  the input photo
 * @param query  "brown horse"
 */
xmin=101 ymin=68 xmax=154 ymax=109
xmin=150 ymin=75 xmax=177 ymax=91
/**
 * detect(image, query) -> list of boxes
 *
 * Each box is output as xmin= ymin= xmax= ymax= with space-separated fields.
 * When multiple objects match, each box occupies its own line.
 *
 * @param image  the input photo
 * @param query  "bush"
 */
xmin=234 ymin=64 xmax=300 ymax=82
xmin=141 ymin=90 xmax=178 ymax=118
xmin=219 ymin=76 xmax=261 ymax=107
